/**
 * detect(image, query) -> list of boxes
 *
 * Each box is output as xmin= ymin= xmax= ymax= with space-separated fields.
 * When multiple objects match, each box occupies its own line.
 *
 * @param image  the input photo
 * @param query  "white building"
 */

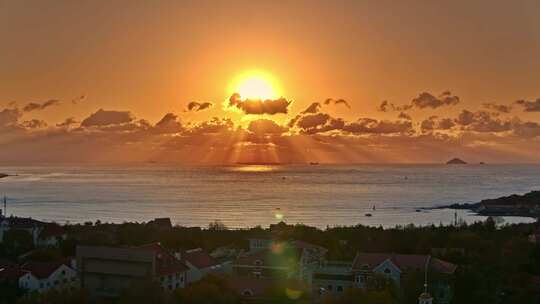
xmin=350 ymin=253 xmax=456 ymax=304
xmin=18 ymin=260 xmax=78 ymax=293
xmin=179 ymin=248 xmax=227 ymax=283
xmin=0 ymin=216 xmax=66 ymax=247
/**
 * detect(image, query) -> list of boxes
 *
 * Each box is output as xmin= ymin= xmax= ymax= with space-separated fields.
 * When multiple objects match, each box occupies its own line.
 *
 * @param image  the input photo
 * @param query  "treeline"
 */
xmin=2 ymin=218 xmax=540 ymax=303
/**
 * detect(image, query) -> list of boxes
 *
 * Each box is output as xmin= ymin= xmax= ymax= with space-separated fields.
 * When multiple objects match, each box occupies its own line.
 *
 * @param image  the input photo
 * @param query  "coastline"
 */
xmin=438 ymin=191 xmax=540 ymax=218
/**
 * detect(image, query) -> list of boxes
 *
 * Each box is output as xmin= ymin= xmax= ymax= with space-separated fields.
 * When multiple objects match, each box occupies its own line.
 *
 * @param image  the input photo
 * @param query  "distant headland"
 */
xmin=443 ymin=191 xmax=540 ymax=217
xmin=446 ymin=158 xmax=467 ymax=165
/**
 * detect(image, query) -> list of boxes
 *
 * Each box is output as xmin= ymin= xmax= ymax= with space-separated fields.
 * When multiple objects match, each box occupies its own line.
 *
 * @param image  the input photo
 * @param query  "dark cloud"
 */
xmin=512 ymin=121 xmax=540 ymax=138
xmin=290 ymin=113 xmax=345 ymax=135
xmin=22 ymin=119 xmax=47 ymax=129
xmin=379 ymin=91 xmax=459 ymax=112
xmin=483 ymin=102 xmax=512 ymax=113
xmin=0 ymin=108 xmax=22 ymax=127
xmin=398 ymin=112 xmax=412 ymax=120
xmin=515 ymin=98 xmax=540 ymax=112
xmin=228 ymin=93 xmax=291 ymax=115
xmin=377 ymin=100 xmax=412 ymax=112
xmin=187 ymin=117 xmax=234 ymax=135
xmin=23 ymin=99 xmax=61 ymax=112
xmin=71 ymin=95 xmax=87 ymax=104
xmin=81 ymin=109 xmax=135 ymax=127
xmin=186 ymin=101 xmax=213 ymax=112
xmin=153 ymin=113 xmax=183 ymax=134
xmin=420 ymin=116 xmax=456 ymax=132
xmin=343 ymin=118 xmax=413 ymax=135
xmin=302 ymin=102 xmax=321 ymax=114
xmin=324 ymin=98 xmax=351 ymax=109
xmin=56 ymin=117 xmax=79 ymax=128
xmin=411 ymin=91 xmax=460 ymax=109
xmin=455 ymin=110 xmax=512 ymax=133
xmin=247 ymin=119 xmax=288 ymax=135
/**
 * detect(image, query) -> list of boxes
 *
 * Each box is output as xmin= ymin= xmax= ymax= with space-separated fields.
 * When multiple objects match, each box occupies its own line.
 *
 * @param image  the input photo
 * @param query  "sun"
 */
xmin=230 ymin=70 xmax=281 ymax=100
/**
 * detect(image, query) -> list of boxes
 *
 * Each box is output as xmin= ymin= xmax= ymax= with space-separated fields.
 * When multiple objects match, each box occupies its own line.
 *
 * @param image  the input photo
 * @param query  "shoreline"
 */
xmin=437 ymin=190 xmax=540 ymax=218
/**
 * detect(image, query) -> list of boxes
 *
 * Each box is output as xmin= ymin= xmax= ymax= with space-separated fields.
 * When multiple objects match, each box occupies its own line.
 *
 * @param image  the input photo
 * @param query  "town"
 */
xmin=1 ymin=211 xmax=539 ymax=304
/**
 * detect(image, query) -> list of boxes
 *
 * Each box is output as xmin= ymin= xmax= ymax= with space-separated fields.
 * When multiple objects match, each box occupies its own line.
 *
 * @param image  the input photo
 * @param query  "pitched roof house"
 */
xmin=18 ymin=259 xmax=78 ymax=293
xmin=351 ymin=253 xmax=456 ymax=304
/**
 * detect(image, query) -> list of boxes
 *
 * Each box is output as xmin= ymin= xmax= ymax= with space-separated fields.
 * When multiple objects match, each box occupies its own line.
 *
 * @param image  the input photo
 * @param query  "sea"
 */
xmin=0 ymin=164 xmax=538 ymax=229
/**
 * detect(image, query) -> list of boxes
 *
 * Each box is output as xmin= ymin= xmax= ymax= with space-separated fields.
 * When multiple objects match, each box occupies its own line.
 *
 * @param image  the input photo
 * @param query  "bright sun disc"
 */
xmin=230 ymin=71 xmax=281 ymax=100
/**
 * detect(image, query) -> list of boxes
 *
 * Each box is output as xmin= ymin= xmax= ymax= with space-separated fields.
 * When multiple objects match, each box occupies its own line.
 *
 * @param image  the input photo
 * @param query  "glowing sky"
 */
xmin=1 ymin=1 xmax=540 ymax=164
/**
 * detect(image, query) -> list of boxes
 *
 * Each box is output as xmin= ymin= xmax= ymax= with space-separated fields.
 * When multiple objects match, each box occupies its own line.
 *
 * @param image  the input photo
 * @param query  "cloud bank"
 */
xmin=1 ymin=90 xmax=540 ymax=164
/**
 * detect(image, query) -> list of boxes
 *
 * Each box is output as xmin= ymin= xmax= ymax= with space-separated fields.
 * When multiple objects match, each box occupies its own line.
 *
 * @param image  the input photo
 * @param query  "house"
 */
xmin=133 ymin=242 xmax=189 ymax=291
xmin=18 ymin=259 xmax=78 ymax=293
xmin=312 ymin=261 xmax=354 ymax=296
xmin=77 ymin=243 xmax=189 ymax=297
xmin=147 ymin=218 xmax=173 ymax=230
xmin=0 ymin=217 xmax=45 ymax=245
xmin=180 ymin=248 xmax=228 ymax=283
xmin=0 ymin=216 xmax=65 ymax=247
xmin=351 ymin=253 xmax=456 ymax=304
xmin=234 ymin=239 xmax=327 ymax=284
xmin=0 ymin=266 xmax=28 ymax=291
xmin=37 ymin=224 xmax=67 ymax=247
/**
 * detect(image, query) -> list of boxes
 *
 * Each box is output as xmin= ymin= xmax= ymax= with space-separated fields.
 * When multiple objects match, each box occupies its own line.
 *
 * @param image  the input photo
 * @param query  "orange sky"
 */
xmin=1 ymin=1 xmax=540 ymax=164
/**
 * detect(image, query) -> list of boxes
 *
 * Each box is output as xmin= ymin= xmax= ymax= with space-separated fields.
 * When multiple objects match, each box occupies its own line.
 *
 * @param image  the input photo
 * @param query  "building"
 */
xmin=0 ymin=216 xmax=66 ymax=247
xmin=312 ymin=261 xmax=354 ymax=296
xmin=0 ymin=217 xmax=44 ymax=245
xmin=77 ymin=243 xmax=188 ymax=298
xmin=37 ymin=224 xmax=67 ymax=247
xmin=18 ymin=259 xmax=78 ymax=293
xmin=351 ymin=253 xmax=456 ymax=304
xmin=180 ymin=248 xmax=228 ymax=283
xmin=146 ymin=218 xmax=173 ymax=230
xmin=234 ymin=239 xmax=327 ymax=283
xmin=133 ymin=243 xmax=188 ymax=290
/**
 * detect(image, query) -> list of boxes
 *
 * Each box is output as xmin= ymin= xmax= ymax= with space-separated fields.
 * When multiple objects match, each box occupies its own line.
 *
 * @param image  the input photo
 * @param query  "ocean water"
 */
xmin=0 ymin=164 xmax=538 ymax=228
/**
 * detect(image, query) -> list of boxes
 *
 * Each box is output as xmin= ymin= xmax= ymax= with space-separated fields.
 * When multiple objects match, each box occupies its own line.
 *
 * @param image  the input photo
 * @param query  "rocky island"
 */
xmin=444 ymin=191 xmax=540 ymax=217
xmin=446 ymin=158 xmax=467 ymax=165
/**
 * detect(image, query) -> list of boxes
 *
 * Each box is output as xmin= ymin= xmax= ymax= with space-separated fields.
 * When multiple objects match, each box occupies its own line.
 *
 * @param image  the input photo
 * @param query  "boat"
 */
xmin=364 ymin=213 xmax=372 ymax=217
xmin=0 ymin=173 xmax=8 ymax=179
xmin=309 ymin=162 xmax=319 ymax=165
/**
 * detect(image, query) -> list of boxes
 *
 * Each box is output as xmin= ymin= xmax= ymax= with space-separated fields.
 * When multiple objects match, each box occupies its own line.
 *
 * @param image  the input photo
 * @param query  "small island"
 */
xmin=446 ymin=158 xmax=467 ymax=165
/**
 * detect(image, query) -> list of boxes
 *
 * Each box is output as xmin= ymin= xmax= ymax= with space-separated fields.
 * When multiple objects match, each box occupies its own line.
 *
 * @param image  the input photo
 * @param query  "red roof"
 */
xmin=21 ymin=260 xmax=70 ymax=279
xmin=3 ymin=217 xmax=44 ymax=229
xmin=182 ymin=248 xmax=220 ymax=269
xmin=0 ymin=267 xmax=28 ymax=281
xmin=431 ymin=258 xmax=458 ymax=274
xmin=39 ymin=224 xmax=66 ymax=239
xmin=133 ymin=243 xmax=188 ymax=275
xmin=352 ymin=253 xmax=456 ymax=274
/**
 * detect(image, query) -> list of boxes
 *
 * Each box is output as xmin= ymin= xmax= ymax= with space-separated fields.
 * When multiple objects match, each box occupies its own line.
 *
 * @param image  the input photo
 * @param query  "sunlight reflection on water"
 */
xmin=229 ymin=165 xmax=279 ymax=173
